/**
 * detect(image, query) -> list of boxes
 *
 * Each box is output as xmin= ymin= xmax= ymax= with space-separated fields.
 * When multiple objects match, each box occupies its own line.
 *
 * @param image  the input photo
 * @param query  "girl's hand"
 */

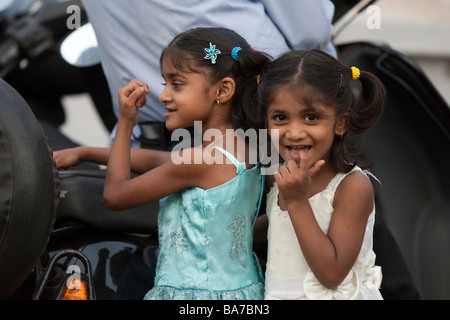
xmin=274 ymin=153 xmax=325 ymax=205
xmin=53 ymin=148 xmax=82 ymax=171
xmin=118 ymin=79 xmax=150 ymax=126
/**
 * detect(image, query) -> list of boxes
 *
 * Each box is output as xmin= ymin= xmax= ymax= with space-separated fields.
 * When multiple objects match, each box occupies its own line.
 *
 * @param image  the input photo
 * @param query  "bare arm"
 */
xmin=53 ymin=146 xmax=110 ymax=170
xmin=103 ymin=80 xmax=206 ymax=210
xmin=275 ymin=156 xmax=373 ymax=289
xmin=54 ymin=146 xmax=171 ymax=173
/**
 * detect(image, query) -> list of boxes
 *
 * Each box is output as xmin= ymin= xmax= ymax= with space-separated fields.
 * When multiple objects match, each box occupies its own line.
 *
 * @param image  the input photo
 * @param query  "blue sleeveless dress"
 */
xmin=144 ymin=147 xmax=265 ymax=300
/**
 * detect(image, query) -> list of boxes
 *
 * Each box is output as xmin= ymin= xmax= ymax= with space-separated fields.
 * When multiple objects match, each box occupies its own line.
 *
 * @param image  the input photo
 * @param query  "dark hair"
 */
xmin=160 ymin=27 xmax=271 ymax=131
xmin=257 ymin=49 xmax=387 ymax=172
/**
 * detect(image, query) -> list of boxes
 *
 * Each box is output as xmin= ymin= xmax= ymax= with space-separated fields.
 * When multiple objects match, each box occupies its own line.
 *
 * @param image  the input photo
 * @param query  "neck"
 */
xmin=206 ymin=131 xmax=236 ymax=148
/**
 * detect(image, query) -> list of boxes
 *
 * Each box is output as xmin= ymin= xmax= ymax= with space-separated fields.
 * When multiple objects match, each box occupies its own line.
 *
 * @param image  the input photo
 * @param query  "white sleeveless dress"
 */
xmin=264 ymin=166 xmax=383 ymax=300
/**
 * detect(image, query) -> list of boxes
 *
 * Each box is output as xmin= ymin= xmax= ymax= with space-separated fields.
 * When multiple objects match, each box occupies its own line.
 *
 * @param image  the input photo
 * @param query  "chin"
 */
xmin=164 ymin=121 xmax=178 ymax=132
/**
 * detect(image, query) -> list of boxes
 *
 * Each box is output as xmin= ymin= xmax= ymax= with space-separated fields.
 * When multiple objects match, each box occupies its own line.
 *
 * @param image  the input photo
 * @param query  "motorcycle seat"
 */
xmin=56 ymin=169 xmax=159 ymax=235
xmin=0 ymin=79 xmax=58 ymax=299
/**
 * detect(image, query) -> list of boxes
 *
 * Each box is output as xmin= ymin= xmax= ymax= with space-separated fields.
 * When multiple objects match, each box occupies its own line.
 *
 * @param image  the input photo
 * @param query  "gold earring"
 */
xmin=216 ymin=100 xmax=221 ymax=105
xmin=338 ymin=132 xmax=344 ymax=139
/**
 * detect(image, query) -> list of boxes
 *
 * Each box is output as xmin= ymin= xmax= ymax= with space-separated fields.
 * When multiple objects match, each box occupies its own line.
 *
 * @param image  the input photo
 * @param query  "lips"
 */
xmin=164 ymin=107 xmax=176 ymax=119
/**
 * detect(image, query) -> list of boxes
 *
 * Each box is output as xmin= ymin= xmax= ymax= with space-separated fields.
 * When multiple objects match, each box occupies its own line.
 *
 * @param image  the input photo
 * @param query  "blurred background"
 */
xmin=59 ymin=0 xmax=450 ymax=148
xmin=334 ymin=0 xmax=450 ymax=104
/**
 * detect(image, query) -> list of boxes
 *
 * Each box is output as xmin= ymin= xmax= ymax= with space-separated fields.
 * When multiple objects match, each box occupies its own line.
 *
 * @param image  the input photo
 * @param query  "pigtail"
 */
xmin=332 ymin=68 xmax=387 ymax=172
xmin=348 ymin=70 xmax=387 ymax=135
xmin=231 ymin=47 xmax=271 ymax=131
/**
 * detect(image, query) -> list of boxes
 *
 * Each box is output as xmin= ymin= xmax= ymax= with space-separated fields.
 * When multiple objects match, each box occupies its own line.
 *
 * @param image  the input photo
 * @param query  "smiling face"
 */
xmin=159 ymin=57 xmax=218 ymax=132
xmin=267 ymin=86 xmax=348 ymax=169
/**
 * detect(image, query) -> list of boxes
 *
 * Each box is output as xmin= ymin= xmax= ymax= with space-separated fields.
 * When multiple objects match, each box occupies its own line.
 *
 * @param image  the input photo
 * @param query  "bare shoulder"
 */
xmin=342 ymin=168 xmax=373 ymax=192
xmin=333 ymin=169 xmax=374 ymax=217
xmin=167 ymin=146 xmax=239 ymax=190
xmin=166 ymin=146 xmax=210 ymax=177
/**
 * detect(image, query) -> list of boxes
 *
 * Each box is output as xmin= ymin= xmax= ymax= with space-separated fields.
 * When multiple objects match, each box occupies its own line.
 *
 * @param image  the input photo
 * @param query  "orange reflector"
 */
xmin=62 ymin=279 xmax=88 ymax=300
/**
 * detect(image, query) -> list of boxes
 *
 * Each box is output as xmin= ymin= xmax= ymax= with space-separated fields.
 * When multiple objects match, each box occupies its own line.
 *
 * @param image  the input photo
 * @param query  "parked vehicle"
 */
xmin=0 ymin=0 xmax=114 ymax=139
xmin=1 ymin=0 xmax=449 ymax=300
xmin=0 ymin=0 xmax=149 ymax=300
xmin=337 ymin=40 xmax=450 ymax=299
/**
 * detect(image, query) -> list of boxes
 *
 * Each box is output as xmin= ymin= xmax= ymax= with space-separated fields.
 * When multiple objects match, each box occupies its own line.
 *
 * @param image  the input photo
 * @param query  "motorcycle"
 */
xmin=0 ymin=0 xmax=114 ymax=141
xmin=0 ymin=0 xmax=159 ymax=300
xmin=1 ymin=0 xmax=450 ymax=300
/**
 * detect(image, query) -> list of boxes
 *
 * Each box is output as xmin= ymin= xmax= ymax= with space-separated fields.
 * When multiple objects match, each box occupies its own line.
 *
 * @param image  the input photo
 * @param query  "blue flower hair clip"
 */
xmin=204 ymin=42 xmax=221 ymax=64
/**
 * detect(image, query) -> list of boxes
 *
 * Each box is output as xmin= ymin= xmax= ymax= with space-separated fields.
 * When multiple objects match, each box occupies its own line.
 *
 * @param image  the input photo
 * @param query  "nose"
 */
xmin=285 ymin=122 xmax=307 ymax=140
xmin=159 ymin=86 xmax=172 ymax=104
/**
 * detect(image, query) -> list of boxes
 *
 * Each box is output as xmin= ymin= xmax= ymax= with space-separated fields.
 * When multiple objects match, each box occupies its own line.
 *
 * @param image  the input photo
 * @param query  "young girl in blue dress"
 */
xmin=255 ymin=50 xmax=386 ymax=300
xmin=56 ymin=27 xmax=271 ymax=300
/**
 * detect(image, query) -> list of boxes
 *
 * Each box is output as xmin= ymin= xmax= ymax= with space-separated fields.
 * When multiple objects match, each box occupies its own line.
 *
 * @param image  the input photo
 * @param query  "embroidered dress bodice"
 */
xmin=144 ymin=147 xmax=264 ymax=300
xmin=265 ymin=166 xmax=383 ymax=300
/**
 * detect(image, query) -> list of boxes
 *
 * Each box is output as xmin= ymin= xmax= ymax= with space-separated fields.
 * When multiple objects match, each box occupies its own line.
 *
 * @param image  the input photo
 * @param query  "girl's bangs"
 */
xmin=161 ymin=46 xmax=199 ymax=74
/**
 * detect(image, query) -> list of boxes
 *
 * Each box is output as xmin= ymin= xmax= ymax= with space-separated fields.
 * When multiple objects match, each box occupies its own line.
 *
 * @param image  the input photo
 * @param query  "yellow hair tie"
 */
xmin=256 ymin=74 xmax=261 ymax=85
xmin=351 ymin=66 xmax=360 ymax=80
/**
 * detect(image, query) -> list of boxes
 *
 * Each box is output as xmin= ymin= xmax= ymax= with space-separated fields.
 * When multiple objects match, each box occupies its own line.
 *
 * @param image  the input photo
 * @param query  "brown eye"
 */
xmin=305 ymin=114 xmax=317 ymax=121
xmin=274 ymin=115 xmax=287 ymax=121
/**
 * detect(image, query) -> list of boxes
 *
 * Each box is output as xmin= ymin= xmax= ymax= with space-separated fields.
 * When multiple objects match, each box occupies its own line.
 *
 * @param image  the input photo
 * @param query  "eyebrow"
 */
xmin=267 ymin=107 xmax=286 ymax=116
xmin=268 ymin=103 xmax=331 ymax=119
xmin=309 ymin=102 xmax=332 ymax=115
xmin=306 ymin=103 xmax=323 ymax=113
xmin=161 ymin=72 xmax=188 ymax=80
xmin=268 ymin=104 xmax=317 ymax=113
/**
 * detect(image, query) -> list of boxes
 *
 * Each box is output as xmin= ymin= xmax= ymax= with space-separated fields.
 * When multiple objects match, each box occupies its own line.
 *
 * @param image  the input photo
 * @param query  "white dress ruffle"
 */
xmin=303 ymin=252 xmax=382 ymax=300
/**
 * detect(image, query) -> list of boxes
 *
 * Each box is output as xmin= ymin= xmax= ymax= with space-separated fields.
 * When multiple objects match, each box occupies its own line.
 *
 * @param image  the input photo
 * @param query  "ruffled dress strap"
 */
xmin=324 ymin=166 xmax=361 ymax=200
xmin=213 ymin=146 xmax=246 ymax=174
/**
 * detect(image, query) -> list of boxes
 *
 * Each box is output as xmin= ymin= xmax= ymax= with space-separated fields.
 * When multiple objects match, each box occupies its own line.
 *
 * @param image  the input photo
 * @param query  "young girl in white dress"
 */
xmin=256 ymin=50 xmax=386 ymax=300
